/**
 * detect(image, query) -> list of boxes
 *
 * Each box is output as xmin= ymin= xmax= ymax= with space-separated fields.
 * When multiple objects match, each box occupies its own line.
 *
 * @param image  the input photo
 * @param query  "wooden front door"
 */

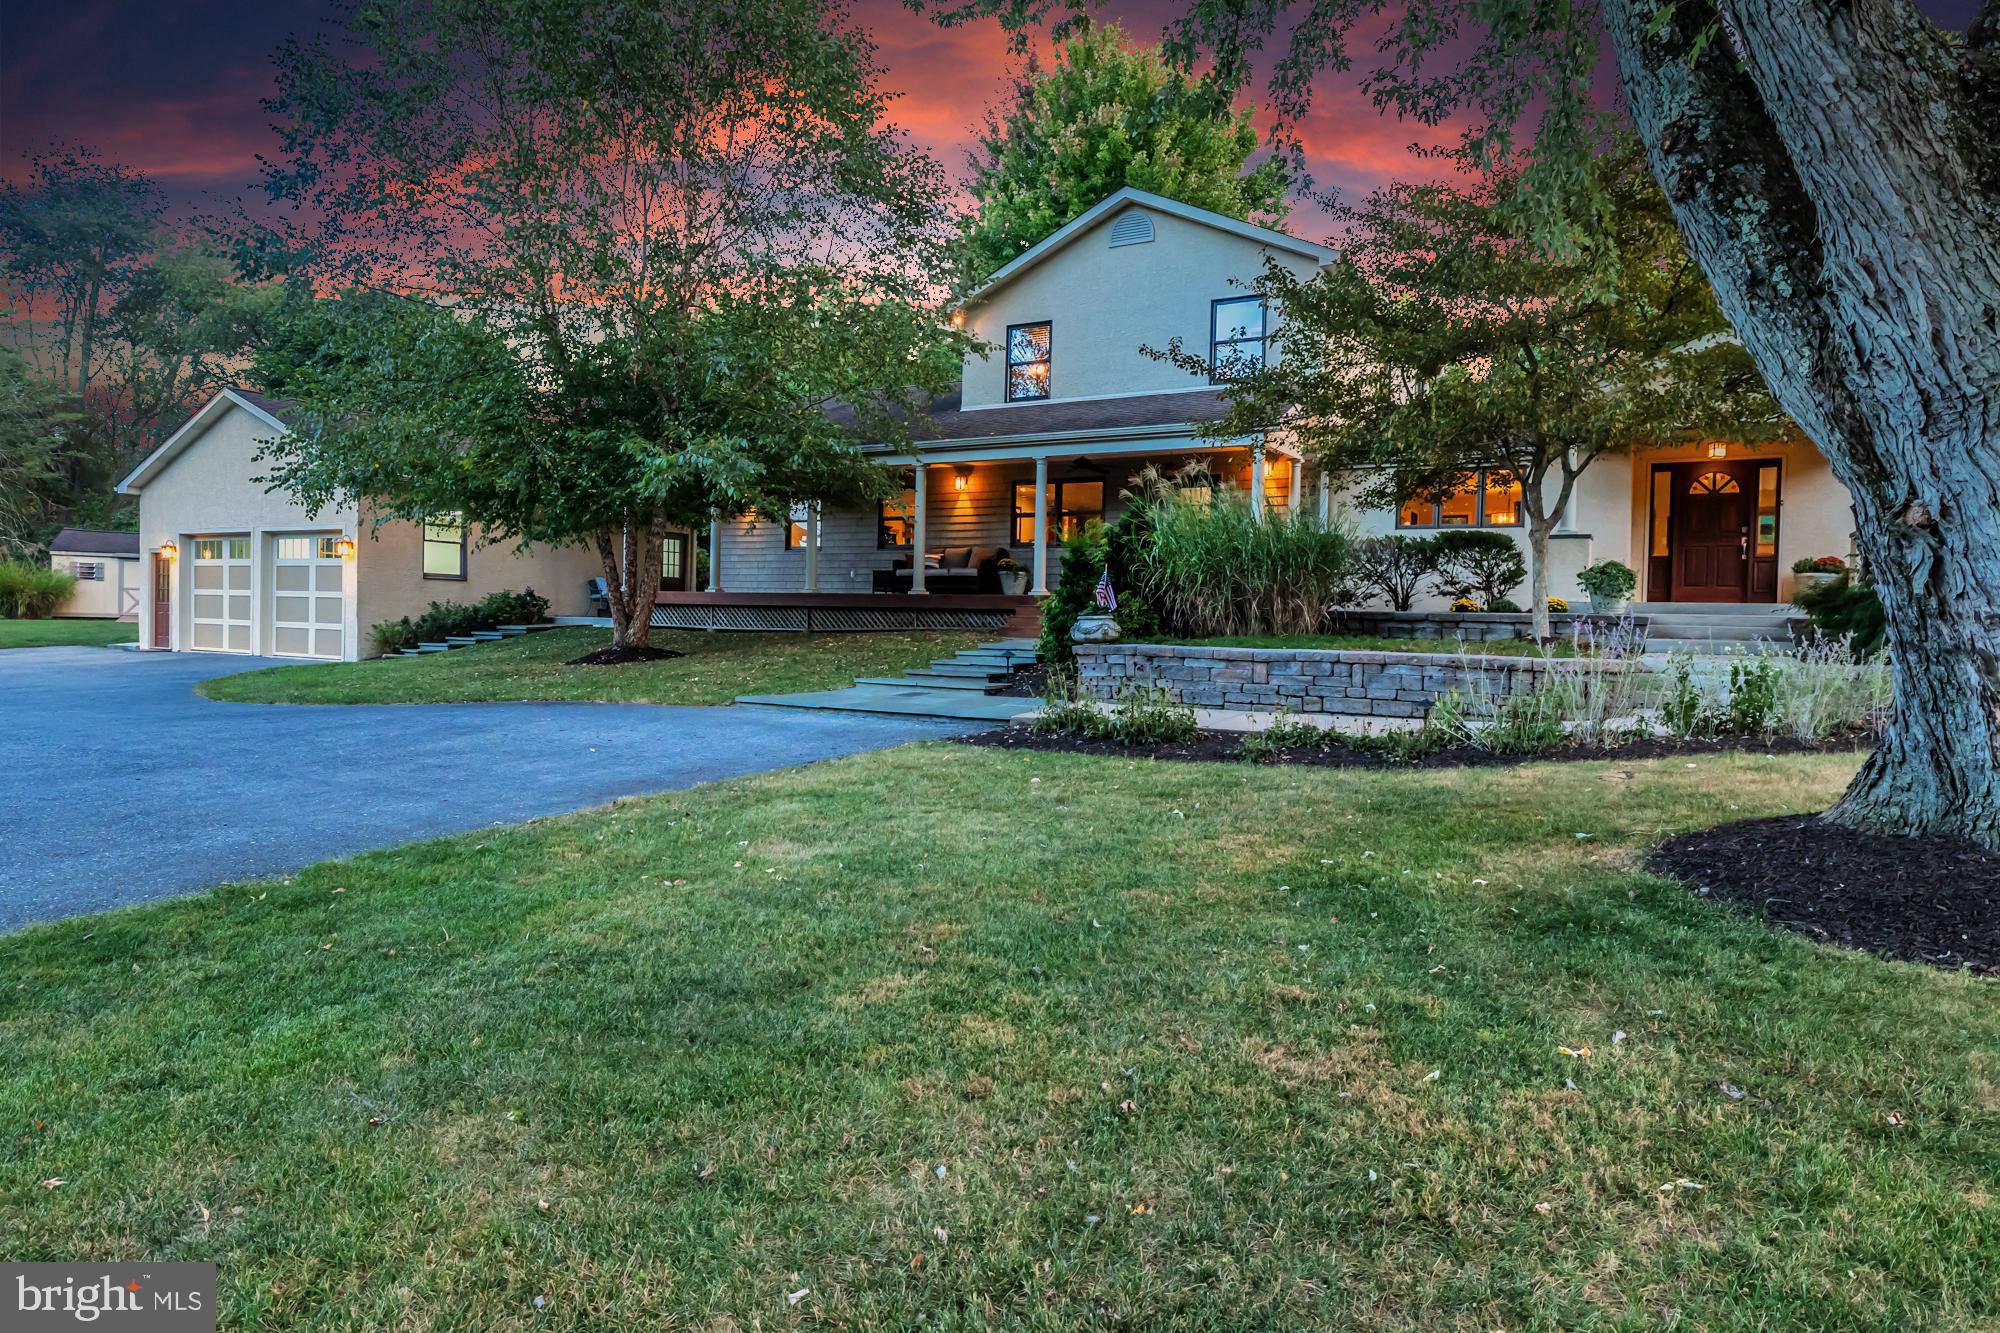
xmin=151 ymin=551 xmax=172 ymax=649
xmin=1672 ymin=462 xmax=1754 ymax=601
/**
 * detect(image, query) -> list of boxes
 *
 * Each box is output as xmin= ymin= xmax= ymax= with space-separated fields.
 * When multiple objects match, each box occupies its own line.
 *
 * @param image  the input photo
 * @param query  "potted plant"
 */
xmin=1791 ymin=554 xmax=1846 ymax=593
xmin=995 ymin=554 xmax=1029 ymax=596
xmin=1576 ymin=560 xmax=1637 ymax=615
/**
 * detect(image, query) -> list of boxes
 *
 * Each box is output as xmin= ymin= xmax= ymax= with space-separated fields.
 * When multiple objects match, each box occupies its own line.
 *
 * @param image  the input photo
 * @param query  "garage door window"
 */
xmin=272 ymin=533 xmax=346 ymax=659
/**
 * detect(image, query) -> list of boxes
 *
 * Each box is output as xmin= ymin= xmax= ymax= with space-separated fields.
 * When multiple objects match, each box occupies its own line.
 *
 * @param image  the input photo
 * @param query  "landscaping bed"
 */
xmin=964 ymin=724 xmax=1872 ymax=769
xmin=1649 ymin=814 xmax=2000 ymax=974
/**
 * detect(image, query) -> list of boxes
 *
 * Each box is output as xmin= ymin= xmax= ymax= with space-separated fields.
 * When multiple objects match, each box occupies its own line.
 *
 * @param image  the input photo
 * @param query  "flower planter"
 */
xmin=999 ymin=570 xmax=1029 ymax=596
xmin=1588 ymin=593 xmax=1629 ymax=617
xmin=1070 ymin=612 xmax=1122 ymax=644
xmin=1794 ymin=570 xmax=1842 ymax=595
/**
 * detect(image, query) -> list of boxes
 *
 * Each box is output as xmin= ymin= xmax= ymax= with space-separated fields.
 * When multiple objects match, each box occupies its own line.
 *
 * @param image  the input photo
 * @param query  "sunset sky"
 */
xmin=1 ymin=0 xmax=1983 ymax=241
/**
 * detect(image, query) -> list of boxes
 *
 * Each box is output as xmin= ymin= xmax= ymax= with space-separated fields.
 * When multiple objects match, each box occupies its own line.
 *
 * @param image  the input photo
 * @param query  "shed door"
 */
xmin=270 ymin=534 xmax=346 ymax=659
xmin=189 ymin=537 xmax=252 ymax=652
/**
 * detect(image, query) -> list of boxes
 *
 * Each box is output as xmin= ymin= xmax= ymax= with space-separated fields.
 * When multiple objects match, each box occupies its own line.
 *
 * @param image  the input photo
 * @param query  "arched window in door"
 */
xmin=1689 ymin=470 xmax=1742 ymax=495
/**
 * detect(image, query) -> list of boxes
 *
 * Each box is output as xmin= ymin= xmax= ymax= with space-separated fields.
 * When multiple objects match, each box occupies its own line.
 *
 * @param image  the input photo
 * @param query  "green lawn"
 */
xmin=0 ymin=617 xmax=137 ymax=650
xmin=197 ymin=626 xmax=986 ymax=705
xmin=1161 ymin=632 xmax=1586 ymax=657
xmin=3 ymin=746 xmax=1993 ymax=1329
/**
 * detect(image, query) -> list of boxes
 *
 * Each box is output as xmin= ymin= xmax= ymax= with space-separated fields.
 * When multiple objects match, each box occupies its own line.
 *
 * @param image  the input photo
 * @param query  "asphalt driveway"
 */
xmin=0 ymin=647 xmax=980 ymax=931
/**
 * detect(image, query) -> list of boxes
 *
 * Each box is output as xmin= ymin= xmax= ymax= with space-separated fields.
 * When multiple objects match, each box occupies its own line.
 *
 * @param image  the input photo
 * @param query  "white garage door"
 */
xmin=189 ymin=536 xmax=252 ymax=653
xmin=271 ymin=534 xmax=346 ymax=659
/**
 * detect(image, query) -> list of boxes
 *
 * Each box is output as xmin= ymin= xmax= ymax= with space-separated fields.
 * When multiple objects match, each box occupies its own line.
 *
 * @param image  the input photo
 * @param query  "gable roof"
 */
xmin=49 ymin=527 xmax=140 ymax=557
xmin=116 ymin=388 xmax=295 ymax=494
xmin=962 ymin=187 xmax=1338 ymax=309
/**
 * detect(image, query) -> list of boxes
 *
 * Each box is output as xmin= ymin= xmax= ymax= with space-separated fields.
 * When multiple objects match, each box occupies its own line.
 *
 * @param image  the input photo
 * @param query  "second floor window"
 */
xmin=1395 ymin=469 xmax=1523 ymax=529
xmin=1211 ymin=297 xmax=1267 ymax=380
xmin=1007 ymin=321 xmax=1052 ymax=401
xmin=422 ymin=513 xmax=466 ymax=579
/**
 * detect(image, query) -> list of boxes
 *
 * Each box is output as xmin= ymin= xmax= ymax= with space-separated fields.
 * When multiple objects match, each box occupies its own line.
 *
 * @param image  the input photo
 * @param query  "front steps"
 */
xmin=1629 ymin=602 xmax=1800 ymax=654
xmin=393 ymin=622 xmax=556 ymax=658
xmin=738 ymin=638 xmax=1042 ymax=720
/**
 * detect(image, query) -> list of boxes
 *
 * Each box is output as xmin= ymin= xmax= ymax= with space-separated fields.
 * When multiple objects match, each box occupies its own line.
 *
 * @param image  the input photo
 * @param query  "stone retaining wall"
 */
xmin=1073 ymin=642 xmax=1590 ymax=718
xmin=1337 ymin=609 xmax=1643 ymax=642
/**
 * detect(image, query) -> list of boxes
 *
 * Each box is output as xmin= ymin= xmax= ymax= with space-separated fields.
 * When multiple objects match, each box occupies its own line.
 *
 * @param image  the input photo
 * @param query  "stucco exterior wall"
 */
xmin=959 ymin=205 xmax=1324 ymax=409
xmin=352 ymin=507 xmax=601 ymax=653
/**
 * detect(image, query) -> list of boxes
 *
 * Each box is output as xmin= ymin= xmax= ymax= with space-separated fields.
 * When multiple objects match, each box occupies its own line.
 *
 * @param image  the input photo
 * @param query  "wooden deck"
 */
xmin=653 ymin=591 xmax=1041 ymax=637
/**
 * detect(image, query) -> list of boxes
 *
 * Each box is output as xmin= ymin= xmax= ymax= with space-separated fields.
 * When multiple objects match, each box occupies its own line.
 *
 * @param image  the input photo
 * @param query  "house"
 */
xmin=47 ymin=528 xmax=142 ymax=620
xmin=117 ymin=389 xmax=611 ymax=660
xmin=669 ymin=185 xmax=1858 ymax=628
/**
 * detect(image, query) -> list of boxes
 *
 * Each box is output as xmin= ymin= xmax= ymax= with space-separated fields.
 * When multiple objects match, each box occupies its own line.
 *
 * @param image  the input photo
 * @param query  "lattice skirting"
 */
xmin=651 ymin=604 xmax=1016 ymax=633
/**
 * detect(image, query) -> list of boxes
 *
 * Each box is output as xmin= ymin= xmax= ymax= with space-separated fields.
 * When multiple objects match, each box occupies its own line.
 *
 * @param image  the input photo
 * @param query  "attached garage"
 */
xmin=119 ymin=388 xmax=603 ymax=660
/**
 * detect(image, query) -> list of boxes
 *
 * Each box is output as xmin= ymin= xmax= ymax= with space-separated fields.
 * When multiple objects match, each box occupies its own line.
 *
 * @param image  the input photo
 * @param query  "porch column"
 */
xmin=1250 ymin=442 xmax=1267 ymax=520
xmin=804 ymin=502 xmax=819 ymax=592
xmin=707 ymin=517 xmax=722 ymax=592
xmin=1031 ymin=455 xmax=1050 ymax=596
xmin=1286 ymin=454 xmax=1303 ymax=513
xmin=910 ymin=462 xmax=929 ymax=594
xmin=1317 ymin=468 xmax=1331 ymax=524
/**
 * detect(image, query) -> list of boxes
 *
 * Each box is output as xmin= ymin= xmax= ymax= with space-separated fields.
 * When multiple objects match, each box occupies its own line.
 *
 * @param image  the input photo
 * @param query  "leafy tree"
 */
xmin=1429 ymin=531 xmax=1526 ymax=610
xmin=959 ymin=21 xmax=1290 ymax=280
xmin=0 ymin=343 xmax=78 ymax=557
xmin=1160 ymin=143 xmax=1787 ymax=638
xmin=257 ymin=0 xmax=967 ymax=651
xmin=1350 ymin=535 xmax=1439 ymax=612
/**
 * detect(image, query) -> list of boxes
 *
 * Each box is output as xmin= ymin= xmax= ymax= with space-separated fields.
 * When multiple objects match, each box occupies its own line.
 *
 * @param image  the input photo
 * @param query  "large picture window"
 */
xmin=878 ymin=480 xmax=916 ymax=548
xmin=1006 ymin=321 xmax=1052 ymax=401
xmin=1210 ymin=297 xmax=1267 ymax=380
xmin=1395 ymin=470 xmax=1522 ymax=529
xmin=1012 ymin=479 xmax=1105 ymax=544
xmin=422 ymin=513 xmax=466 ymax=579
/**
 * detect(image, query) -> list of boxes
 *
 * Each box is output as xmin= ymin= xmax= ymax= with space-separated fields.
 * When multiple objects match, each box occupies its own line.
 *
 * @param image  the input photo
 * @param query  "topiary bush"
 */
xmin=1349 ymin=535 xmax=1439 ymax=611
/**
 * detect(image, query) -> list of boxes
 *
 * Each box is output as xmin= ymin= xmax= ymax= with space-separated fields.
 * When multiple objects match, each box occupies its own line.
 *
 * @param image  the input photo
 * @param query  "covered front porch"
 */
xmin=684 ymin=435 xmax=1312 ymax=616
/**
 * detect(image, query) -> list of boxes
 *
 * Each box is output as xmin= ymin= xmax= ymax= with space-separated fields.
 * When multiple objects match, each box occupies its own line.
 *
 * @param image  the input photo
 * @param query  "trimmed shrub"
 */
xmin=1793 ymin=573 xmax=1884 ymax=655
xmin=1428 ymin=530 xmax=1525 ymax=608
xmin=372 ymin=618 xmax=419 ymax=655
xmin=0 ymin=561 xmax=77 ymax=619
xmin=1350 ymin=535 xmax=1438 ymax=611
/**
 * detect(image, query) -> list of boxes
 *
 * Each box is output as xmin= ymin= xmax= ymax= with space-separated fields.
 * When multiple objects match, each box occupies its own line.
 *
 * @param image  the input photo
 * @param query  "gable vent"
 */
xmin=1107 ymin=211 xmax=1155 ymax=248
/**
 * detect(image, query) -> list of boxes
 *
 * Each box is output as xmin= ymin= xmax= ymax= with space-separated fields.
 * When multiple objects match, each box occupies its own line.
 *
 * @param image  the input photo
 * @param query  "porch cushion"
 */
xmin=939 ymin=546 xmax=975 ymax=568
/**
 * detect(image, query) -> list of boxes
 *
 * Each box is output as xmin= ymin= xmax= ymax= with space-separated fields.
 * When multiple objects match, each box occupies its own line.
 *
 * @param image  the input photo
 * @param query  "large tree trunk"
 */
xmin=594 ymin=513 xmax=661 ymax=651
xmin=1526 ymin=512 xmax=1552 ymax=642
xmin=1603 ymin=0 xmax=2000 ymax=846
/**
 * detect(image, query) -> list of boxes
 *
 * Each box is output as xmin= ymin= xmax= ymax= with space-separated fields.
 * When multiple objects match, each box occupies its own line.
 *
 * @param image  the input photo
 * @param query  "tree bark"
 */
xmin=594 ymin=514 xmax=660 ymax=650
xmin=1603 ymin=0 xmax=2000 ymax=846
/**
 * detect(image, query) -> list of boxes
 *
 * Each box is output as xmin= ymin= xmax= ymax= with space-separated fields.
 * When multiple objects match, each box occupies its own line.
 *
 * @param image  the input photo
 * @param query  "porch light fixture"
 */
xmin=1706 ymin=441 xmax=1729 ymax=459
xmin=950 ymin=310 xmax=965 ymax=328
xmin=158 ymin=541 xmax=177 ymax=560
xmin=952 ymin=464 xmax=974 ymax=491
xmin=334 ymin=536 xmax=357 ymax=559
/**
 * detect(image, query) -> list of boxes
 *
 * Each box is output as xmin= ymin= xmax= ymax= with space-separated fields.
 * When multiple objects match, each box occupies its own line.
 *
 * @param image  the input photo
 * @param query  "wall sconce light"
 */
xmin=158 ymin=541 xmax=177 ymax=560
xmin=334 ymin=536 xmax=357 ymax=559
xmin=950 ymin=310 xmax=965 ymax=328
xmin=1706 ymin=441 xmax=1729 ymax=459
xmin=952 ymin=465 xmax=974 ymax=491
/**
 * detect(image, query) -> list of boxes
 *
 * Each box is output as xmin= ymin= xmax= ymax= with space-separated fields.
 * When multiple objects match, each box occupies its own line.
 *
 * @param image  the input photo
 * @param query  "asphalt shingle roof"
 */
xmin=48 ymin=528 xmax=140 ymax=557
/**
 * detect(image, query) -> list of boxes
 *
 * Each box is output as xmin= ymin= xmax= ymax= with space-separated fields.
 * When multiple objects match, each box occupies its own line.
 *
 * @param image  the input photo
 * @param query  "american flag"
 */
xmin=1094 ymin=567 xmax=1118 ymax=611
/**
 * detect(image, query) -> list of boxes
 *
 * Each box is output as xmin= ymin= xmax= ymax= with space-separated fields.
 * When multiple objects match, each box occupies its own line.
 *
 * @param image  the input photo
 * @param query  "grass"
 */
xmin=0 ymin=617 xmax=137 ymax=650
xmin=3 ymin=746 xmax=1994 ymax=1329
xmin=197 ymin=626 xmax=987 ymax=706
xmin=1159 ymin=631 xmax=1586 ymax=657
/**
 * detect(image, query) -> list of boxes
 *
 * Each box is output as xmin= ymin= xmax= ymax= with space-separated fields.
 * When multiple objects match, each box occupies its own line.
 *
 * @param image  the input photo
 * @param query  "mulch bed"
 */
xmin=1648 ymin=815 xmax=1999 ymax=974
xmin=566 ymin=644 xmax=685 ymax=667
xmin=995 ymin=664 xmax=1047 ymax=698
xmin=960 ymin=726 xmax=1869 ymax=771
